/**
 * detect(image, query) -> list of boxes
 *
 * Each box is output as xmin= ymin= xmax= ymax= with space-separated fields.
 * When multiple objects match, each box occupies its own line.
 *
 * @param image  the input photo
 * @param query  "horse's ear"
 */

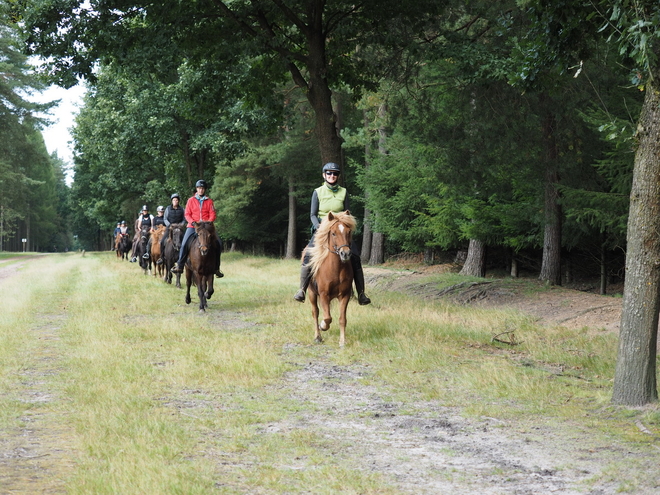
xmin=327 ymin=211 xmax=335 ymax=221
xmin=345 ymin=210 xmax=351 ymax=216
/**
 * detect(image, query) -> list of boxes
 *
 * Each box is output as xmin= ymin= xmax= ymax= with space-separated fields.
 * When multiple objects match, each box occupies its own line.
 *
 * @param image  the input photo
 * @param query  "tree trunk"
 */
xmin=285 ymin=177 xmax=297 ymax=259
xmin=361 ymin=209 xmax=373 ymax=263
xmin=539 ymin=99 xmax=562 ymax=285
xmin=564 ymin=251 xmax=573 ymax=284
xmin=369 ymin=232 xmax=385 ymax=265
xmin=365 ymin=104 xmax=388 ymax=265
xmin=361 ymin=110 xmax=373 ymax=263
xmin=459 ymin=238 xmax=486 ymax=277
xmin=599 ymin=240 xmax=607 ymax=296
xmin=510 ymin=257 xmax=519 ymax=278
xmin=612 ymin=81 xmax=660 ymax=406
xmin=306 ymin=26 xmax=342 ymax=164
xmin=423 ymin=248 xmax=434 ymax=264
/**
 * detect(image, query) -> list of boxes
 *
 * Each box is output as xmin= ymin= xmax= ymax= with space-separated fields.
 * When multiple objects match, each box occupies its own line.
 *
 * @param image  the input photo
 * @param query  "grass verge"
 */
xmin=0 ymin=251 xmax=658 ymax=493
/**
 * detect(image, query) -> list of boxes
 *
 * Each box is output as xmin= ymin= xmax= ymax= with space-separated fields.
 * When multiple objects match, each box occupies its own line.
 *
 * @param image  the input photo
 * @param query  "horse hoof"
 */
xmin=315 ymin=336 xmax=323 ymax=344
xmin=185 ymin=297 xmax=191 ymax=304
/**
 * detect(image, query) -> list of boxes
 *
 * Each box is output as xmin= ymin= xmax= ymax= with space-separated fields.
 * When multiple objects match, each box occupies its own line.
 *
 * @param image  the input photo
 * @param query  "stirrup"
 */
xmin=358 ymin=293 xmax=371 ymax=306
xmin=156 ymin=258 xmax=163 ymax=265
xmin=142 ymin=253 xmax=150 ymax=259
xmin=171 ymin=263 xmax=183 ymax=273
xmin=293 ymin=289 xmax=306 ymax=303
xmin=215 ymin=270 xmax=224 ymax=278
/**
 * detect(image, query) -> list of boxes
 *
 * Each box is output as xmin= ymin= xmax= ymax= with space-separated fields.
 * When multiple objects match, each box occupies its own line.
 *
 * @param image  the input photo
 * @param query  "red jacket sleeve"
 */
xmin=184 ymin=198 xmax=196 ymax=226
xmin=205 ymin=198 xmax=217 ymax=222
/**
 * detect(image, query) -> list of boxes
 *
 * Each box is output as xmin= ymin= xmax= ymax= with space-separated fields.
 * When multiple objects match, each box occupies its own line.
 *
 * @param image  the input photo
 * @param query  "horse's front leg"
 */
xmin=205 ymin=276 xmax=214 ymax=300
xmin=197 ymin=275 xmax=207 ymax=311
xmin=185 ymin=267 xmax=192 ymax=305
xmin=338 ymin=294 xmax=350 ymax=347
xmin=318 ymin=294 xmax=333 ymax=333
xmin=309 ymin=291 xmax=322 ymax=343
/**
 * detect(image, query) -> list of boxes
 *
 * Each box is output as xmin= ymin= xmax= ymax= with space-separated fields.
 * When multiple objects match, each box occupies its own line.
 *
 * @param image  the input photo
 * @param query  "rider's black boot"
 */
xmin=171 ymin=241 xmax=189 ymax=273
xmin=351 ymin=256 xmax=371 ymax=305
xmin=294 ymin=263 xmax=312 ymax=302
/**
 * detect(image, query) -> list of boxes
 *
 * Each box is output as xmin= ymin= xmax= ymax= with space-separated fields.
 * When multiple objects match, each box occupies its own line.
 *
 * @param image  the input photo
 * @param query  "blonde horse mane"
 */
xmin=307 ymin=211 xmax=357 ymax=277
xmin=151 ymin=224 xmax=167 ymax=244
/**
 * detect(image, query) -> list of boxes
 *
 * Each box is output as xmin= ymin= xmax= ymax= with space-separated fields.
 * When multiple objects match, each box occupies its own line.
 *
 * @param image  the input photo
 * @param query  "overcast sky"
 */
xmin=35 ymin=83 xmax=87 ymax=183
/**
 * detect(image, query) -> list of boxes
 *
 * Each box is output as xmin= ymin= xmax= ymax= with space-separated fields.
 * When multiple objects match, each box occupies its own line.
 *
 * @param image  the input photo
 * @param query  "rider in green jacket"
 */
xmin=293 ymin=162 xmax=371 ymax=305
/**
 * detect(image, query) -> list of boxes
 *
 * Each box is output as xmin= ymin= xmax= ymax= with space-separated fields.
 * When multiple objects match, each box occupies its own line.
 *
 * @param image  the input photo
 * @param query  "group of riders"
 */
xmin=114 ymin=164 xmax=371 ymax=305
xmin=114 ymin=179 xmax=223 ymax=279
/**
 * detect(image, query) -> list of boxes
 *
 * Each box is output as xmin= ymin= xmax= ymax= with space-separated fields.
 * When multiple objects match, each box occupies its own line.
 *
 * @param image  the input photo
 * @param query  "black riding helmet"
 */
xmin=195 ymin=179 xmax=207 ymax=189
xmin=322 ymin=162 xmax=341 ymax=185
xmin=171 ymin=193 xmax=180 ymax=200
xmin=322 ymin=162 xmax=341 ymax=174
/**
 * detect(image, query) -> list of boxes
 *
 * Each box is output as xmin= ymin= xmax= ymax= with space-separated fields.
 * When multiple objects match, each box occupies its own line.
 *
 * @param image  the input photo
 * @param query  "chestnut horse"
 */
xmin=150 ymin=225 xmax=166 ymax=279
xmin=306 ymin=210 xmax=357 ymax=346
xmin=185 ymin=221 xmax=217 ymax=311
xmin=163 ymin=222 xmax=185 ymax=288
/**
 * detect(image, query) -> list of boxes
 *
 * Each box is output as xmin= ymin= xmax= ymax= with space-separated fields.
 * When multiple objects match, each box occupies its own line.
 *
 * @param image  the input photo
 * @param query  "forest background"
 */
xmin=0 ymin=0 xmax=641 ymax=285
xmin=4 ymin=1 xmax=660 ymax=406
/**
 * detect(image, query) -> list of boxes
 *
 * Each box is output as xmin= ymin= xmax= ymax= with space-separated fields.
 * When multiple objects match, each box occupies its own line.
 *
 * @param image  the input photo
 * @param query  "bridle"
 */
xmin=327 ymin=220 xmax=351 ymax=256
xmin=331 ymin=243 xmax=351 ymax=255
xmin=196 ymin=228 xmax=211 ymax=255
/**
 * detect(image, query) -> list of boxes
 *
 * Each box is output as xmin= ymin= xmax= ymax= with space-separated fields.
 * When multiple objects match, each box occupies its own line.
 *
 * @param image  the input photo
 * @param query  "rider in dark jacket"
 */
xmin=157 ymin=193 xmax=186 ymax=265
xmin=143 ymin=206 xmax=167 ymax=260
xmin=130 ymin=206 xmax=153 ymax=262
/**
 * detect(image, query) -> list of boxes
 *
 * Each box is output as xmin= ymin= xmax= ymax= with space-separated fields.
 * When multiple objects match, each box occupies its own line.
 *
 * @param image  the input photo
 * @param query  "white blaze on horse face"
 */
xmin=338 ymin=224 xmax=345 ymax=234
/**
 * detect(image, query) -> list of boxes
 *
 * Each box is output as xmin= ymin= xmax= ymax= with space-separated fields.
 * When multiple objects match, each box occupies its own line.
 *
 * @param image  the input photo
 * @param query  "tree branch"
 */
xmin=270 ymin=0 xmax=311 ymax=36
xmin=211 ymin=0 xmax=309 ymax=89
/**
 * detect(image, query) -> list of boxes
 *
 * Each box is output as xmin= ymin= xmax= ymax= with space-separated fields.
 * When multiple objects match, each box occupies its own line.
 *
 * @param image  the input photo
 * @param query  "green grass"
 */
xmin=0 ymin=251 xmax=658 ymax=493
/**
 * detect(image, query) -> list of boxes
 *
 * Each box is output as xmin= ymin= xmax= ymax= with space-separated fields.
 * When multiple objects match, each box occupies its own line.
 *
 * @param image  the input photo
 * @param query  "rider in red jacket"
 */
xmin=171 ymin=180 xmax=223 ymax=277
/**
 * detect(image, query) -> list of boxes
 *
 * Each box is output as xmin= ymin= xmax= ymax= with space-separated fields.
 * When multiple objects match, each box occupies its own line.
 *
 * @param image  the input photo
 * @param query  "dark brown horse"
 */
xmin=185 ymin=221 xmax=217 ymax=311
xmin=163 ymin=222 xmax=185 ymax=288
xmin=115 ymin=233 xmax=131 ymax=260
xmin=134 ymin=226 xmax=151 ymax=274
xmin=306 ymin=211 xmax=356 ymax=346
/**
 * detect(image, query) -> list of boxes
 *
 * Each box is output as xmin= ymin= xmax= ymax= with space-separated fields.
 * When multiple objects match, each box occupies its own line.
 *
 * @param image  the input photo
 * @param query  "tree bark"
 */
xmin=361 ymin=208 xmax=373 ymax=263
xmin=361 ymin=110 xmax=373 ymax=263
xmin=306 ymin=22 xmax=342 ymax=164
xmin=612 ymin=82 xmax=660 ymax=406
xmin=539 ymin=99 xmax=562 ymax=285
xmin=365 ymin=103 xmax=388 ymax=265
xmin=285 ymin=177 xmax=297 ymax=259
xmin=369 ymin=231 xmax=384 ymax=265
xmin=599 ymin=240 xmax=607 ymax=296
xmin=459 ymin=238 xmax=486 ymax=277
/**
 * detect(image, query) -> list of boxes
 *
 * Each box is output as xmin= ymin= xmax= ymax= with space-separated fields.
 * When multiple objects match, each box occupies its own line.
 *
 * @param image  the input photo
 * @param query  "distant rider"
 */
xmin=130 ymin=205 xmax=153 ymax=262
xmin=157 ymin=193 xmax=186 ymax=265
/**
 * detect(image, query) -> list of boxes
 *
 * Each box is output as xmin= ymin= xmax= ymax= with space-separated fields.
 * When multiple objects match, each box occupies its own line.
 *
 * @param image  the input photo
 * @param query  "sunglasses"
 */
xmin=325 ymin=171 xmax=340 ymax=176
